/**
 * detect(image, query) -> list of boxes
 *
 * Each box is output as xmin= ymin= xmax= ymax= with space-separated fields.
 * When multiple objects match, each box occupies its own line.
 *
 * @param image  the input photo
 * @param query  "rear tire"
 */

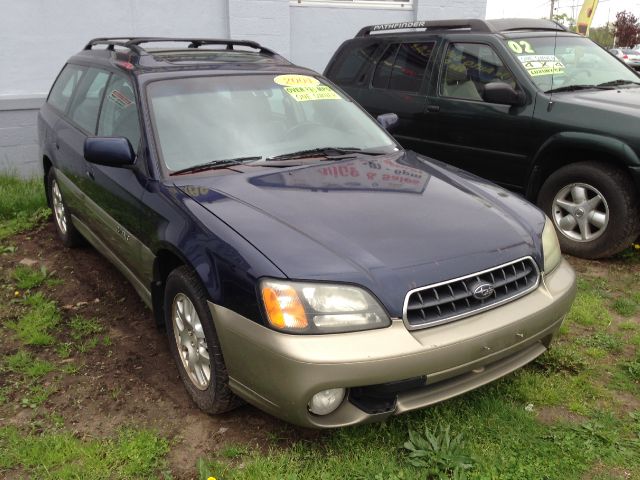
xmin=537 ymin=161 xmax=640 ymax=259
xmin=164 ymin=266 xmax=242 ymax=414
xmin=47 ymin=168 xmax=83 ymax=248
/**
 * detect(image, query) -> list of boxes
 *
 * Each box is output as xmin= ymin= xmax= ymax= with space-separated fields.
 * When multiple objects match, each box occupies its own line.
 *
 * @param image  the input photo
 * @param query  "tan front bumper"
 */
xmin=209 ymin=259 xmax=576 ymax=428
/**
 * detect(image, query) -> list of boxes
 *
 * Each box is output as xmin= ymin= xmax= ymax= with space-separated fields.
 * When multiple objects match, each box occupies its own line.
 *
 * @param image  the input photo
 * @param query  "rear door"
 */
xmin=356 ymin=38 xmax=439 ymax=153
xmin=52 ymin=65 xmax=103 ymax=217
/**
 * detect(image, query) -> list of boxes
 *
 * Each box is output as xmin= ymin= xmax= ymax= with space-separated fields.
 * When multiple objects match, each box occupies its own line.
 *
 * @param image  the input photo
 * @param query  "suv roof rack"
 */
xmin=84 ymin=37 xmax=278 ymax=57
xmin=356 ymin=18 xmax=566 ymax=37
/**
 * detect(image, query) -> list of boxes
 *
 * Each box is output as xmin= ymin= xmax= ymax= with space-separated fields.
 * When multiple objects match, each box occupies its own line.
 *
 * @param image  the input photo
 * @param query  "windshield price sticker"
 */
xmin=274 ymin=74 xmax=320 ymax=87
xmin=518 ymin=55 xmax=565 ymax=77
xmin=284 ymin=85 xmax=341 ymax=102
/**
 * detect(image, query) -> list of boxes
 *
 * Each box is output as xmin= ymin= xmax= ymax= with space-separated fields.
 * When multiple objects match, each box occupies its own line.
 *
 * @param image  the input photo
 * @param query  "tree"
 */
xmin=553 ymin=13 xmax=576 ymax=30
xmin=613 ymin=11 xmax=640 ymax=47
xmin=589 ymin=25 xmax=615 ymax=48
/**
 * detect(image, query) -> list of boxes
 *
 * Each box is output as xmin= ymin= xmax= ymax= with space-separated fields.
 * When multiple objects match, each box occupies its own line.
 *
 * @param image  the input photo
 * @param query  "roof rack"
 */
xmin=84 ymin=37 xmax=278 ymax=56
xmin=356 ymin=18 xmax=566 ymax=37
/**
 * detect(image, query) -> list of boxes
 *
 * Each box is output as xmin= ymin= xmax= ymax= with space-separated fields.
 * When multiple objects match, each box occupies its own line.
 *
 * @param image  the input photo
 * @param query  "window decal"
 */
xmin=283 ymin=85 xmax=341 ymax=102
xmin=518 ymin=55 xmax=565 ymax=77
xmin=274 ymin=74 xmax=319 ymax=87
xmin=508 ymin=40 xmax=535 ymax=54
xmin=107 ymin=89 xmax=133 ymax=108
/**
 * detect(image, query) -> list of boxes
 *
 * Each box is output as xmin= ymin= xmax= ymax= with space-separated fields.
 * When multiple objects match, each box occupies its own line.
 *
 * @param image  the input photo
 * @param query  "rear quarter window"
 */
xmin=47 ymin=65 xmax=86 ymax=113
xmin=327 ymin=43 xmax=379 ymax=85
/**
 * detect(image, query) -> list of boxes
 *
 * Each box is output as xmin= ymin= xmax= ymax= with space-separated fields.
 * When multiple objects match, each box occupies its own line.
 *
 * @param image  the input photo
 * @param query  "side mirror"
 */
xmin=84 ymin=137 xmax=135 ymax=167
xmin=376 ymin=113 xmax=399 ymax=132
xmin=483 ymin=82 xmax=526 ymax=106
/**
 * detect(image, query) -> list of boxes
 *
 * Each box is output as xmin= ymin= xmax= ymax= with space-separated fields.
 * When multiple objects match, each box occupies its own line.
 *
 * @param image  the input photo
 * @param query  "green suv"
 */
xmin=325 ymin=19 xmax=640 ymax=259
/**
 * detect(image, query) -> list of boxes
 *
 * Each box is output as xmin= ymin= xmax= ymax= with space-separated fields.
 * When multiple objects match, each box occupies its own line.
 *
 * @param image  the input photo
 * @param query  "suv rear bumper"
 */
xmin=209 ymin=259 xmax=576 ymax=428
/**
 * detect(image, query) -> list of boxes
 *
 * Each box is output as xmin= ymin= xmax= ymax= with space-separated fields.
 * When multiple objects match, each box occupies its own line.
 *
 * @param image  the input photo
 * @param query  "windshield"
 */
xmin=504 ymin=36 xmax=639 ymax=92
xmin=147 ymin=74 xmax=397 ymax=172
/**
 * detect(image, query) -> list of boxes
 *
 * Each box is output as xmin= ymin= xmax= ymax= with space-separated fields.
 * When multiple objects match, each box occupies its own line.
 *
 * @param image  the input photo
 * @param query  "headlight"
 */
xmin=260 ymin=280 xmax=390 ymax=333
xmin=542 ymin=216 xmax=562 ymax=274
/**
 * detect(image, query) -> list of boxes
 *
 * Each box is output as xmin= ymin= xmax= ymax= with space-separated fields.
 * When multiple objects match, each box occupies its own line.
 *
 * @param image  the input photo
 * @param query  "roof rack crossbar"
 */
xmin=84 ymin=37 xmax=277 ymax=56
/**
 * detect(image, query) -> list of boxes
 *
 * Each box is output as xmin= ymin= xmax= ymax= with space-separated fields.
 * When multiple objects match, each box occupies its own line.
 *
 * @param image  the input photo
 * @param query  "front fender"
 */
xmin=526 ymin=132 xmax=640 ymax=198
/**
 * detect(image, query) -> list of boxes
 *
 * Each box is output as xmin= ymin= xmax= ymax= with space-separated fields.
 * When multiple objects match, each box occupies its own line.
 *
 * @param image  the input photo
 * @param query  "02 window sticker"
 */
xmin=508 ymin=40 xmax=535 ymax=54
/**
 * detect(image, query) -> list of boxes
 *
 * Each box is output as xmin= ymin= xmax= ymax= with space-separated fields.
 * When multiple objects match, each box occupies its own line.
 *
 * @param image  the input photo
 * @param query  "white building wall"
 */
xmin=0 ymin=0 xmax=486 ymax=176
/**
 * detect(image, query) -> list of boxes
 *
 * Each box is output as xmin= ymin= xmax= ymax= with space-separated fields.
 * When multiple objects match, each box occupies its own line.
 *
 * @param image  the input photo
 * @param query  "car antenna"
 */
xmin=548 ymin=26 xmax=559 ymax=112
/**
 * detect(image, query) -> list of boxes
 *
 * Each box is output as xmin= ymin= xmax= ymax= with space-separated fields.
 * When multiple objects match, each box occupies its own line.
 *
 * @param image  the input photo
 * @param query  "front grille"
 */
xmin=403 ymin=257 xmax=540 ymax=330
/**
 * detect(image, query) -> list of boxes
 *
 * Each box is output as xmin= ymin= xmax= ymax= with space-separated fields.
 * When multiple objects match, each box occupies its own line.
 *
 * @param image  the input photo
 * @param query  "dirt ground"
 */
xmin=0 ymin=221 xmax=322 ymax=479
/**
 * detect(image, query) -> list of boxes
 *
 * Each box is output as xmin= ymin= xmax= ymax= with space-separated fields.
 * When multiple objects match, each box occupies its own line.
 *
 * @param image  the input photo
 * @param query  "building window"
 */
xmin=292 ymin=0 xmax=412 ymax=8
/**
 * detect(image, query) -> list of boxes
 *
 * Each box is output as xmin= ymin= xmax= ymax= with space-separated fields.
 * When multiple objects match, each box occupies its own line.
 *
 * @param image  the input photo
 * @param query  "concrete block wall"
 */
xmin=0 ymin=97 xmax=44 ymax=178
xmin=0 ymin=0 xmax=486 ymax=177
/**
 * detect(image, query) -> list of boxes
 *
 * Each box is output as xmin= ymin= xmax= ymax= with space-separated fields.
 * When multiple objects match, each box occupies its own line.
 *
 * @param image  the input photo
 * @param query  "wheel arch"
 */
xmin=151 ymin=244 xmax=200 ymax=329
xmin=43 ymin=156 xmax=53 ymax=207
xmin=525 ymin=132 xmax=640 ymax=201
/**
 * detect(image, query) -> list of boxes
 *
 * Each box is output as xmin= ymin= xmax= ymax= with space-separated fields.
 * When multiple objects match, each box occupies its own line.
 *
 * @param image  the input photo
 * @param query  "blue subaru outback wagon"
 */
xmin=38 ymin=38 xmax=576 ymax=428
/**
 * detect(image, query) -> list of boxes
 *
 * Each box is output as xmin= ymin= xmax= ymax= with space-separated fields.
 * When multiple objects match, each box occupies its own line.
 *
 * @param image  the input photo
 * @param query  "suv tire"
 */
xmin=164 ymin=265 xmax=242 ymax=414
xmin=47 ymin=168 xmax=84 ymax=247
xmin=538 ymin=161 xmax=640 ymax=259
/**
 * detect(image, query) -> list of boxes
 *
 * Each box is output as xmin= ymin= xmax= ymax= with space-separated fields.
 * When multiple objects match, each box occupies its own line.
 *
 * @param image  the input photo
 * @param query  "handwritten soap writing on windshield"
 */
xmin=518 ymin=55 xmax=565 ymax=77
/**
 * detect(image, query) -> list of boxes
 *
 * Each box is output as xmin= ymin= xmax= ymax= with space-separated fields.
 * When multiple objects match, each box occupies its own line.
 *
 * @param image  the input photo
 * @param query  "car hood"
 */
xmin=172 ymin=152 xmax=545 ymax=317
xmin=563 ymin=86 xmax=640 ymax=110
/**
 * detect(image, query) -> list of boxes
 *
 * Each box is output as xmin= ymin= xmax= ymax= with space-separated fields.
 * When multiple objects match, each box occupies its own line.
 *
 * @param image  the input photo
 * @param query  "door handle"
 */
xmin=55 ymin=142 xmax=60 ymax=150
xmin=426 ymin=105 xmax=440 ymax=113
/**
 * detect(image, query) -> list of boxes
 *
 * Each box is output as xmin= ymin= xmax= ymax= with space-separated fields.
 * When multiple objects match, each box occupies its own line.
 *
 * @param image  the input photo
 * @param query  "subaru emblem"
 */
xmin=472 ymin=282 xmax=495 ymax=300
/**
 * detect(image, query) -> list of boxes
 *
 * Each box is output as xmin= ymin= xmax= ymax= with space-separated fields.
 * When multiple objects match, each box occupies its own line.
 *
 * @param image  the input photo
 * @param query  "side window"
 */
xmin=372 ymin=44 xmax=398 ymax=89
xmin=328 ymin=43 xmax=379 ymax=85
xmin=98 ymin=75 xmax=141 ymax=150
xmin=388 ymin=42 xmax=435 ymax=92
xmin=67 ymin=68 xmax=110 ymax=133
xmin=441 ymin=43 xmax=516 ymax=102
xmin=47 ymin=65 xmax=86 ymax=112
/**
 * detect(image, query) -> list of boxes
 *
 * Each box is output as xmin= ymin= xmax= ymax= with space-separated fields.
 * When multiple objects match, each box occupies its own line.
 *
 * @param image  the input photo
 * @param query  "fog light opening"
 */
xmin=307 ymin=388 xmax=346 ymax=416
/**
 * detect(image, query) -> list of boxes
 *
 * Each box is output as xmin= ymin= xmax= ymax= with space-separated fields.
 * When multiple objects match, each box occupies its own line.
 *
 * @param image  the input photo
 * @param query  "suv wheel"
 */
xmin=47 ymin=168 xmax=83 ymax=247
xmin=164 ymin=266 xmax=242 ymax=414
xmin=538 ymin=161 xmax=640 ymax=259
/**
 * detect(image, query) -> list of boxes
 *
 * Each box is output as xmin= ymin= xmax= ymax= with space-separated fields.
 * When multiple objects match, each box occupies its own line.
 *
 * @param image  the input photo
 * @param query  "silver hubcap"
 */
xmin=51 ymin=180 xmax=67 ymax=234
xmin=171 ymin=293 xmax=210 ymax=390
xmin=552 ymin=183 xmax=609 ymax=242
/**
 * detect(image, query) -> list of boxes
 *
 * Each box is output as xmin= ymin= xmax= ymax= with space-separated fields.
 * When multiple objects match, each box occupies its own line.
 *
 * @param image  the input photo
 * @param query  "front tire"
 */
xmin=164 ymin=266 xmax=241 ymax=414
xmin=537 ymin=161 xmax=640 ymax=259
xmin=47 ymin=168 xmax=83 ymax=247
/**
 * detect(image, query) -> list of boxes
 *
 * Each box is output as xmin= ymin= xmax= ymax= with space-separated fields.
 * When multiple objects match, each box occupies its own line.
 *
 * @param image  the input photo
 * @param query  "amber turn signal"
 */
xmin=261 ymin=283 xmax=309 ymax=331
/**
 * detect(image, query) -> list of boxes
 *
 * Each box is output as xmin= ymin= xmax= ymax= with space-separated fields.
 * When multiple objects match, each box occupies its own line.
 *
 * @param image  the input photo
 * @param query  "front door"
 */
xmin=426 ymin=40 xmax=535 ymax=190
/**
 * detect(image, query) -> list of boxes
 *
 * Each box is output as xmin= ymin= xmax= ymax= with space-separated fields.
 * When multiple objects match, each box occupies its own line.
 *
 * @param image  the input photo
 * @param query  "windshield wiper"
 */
xmin=545 ymin=84 xmax=612 ymax=94
xmin=266 ymin=147 xmax=386 ymax=161
xmin=170 ymin=156 xmax=262 ymax=176
xmin=596 ymin=79 xmax=640 ymax=87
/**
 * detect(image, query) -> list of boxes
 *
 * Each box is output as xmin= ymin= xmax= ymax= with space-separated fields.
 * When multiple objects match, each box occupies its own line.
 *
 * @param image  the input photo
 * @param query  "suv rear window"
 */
xmin=373 ymin=42 xmax=435 ymax=92
xmin=47 ymin=65 xmax=86 ymax=112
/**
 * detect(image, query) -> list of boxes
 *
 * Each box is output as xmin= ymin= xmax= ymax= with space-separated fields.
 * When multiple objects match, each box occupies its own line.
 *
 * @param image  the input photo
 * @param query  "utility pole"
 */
xmin=550 ymin=0 xmax=555 ymax=20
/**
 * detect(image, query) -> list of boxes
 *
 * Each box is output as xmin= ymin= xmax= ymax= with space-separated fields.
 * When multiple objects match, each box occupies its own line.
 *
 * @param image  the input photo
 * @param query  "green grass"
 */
xmin=200 ymin=392 xmax=639 ymax=480
xmin=0 ymin=426 xmax=169 ymax=479
xmin=12 ymin=265 xmax=48 ymax=290
xmin=0 ymin=175 xmax=49 ymax=241
xmin=68 ymin=315 xmax=103 ymax=341
xmin=566 ymin=279 xmax=612 ymax=327
xmin=3 ymin=350 xmax=54 ymax=379
xmin=612 ymin=296 xmax=639 ymax=317
xmin=6 ymin=293 xmax=61 ymax=346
